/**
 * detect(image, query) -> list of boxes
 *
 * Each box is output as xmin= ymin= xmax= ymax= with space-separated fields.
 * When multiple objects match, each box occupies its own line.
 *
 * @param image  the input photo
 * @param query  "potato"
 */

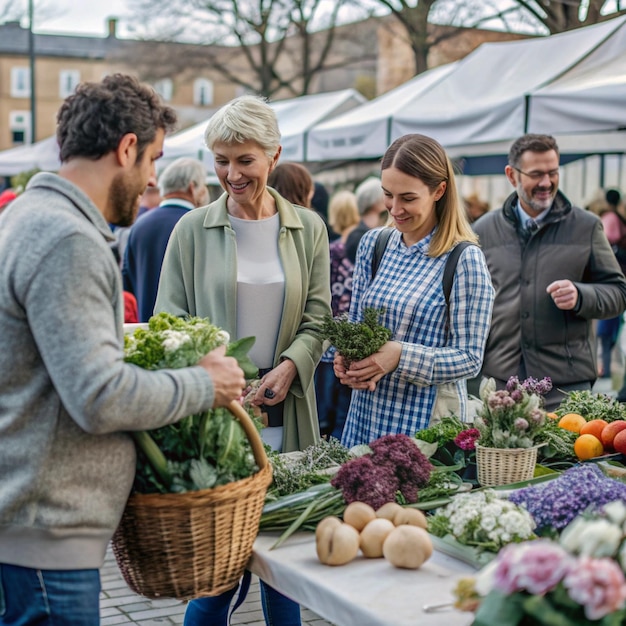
xmin=375 ymin=502 xmax=403 ymax=522
xmin=393 ymin=507 xmax=427 ymax=529
xmin=383 ymin=526 xmax=433 ymax=569
xmin=343 ymin=501 xmax=376 ymax=531
xmin=316 ymin=522 xmax=360 ymax=566
xmin=359 ymin=518 xmax=395 ymax=558
xmin=315 ymin=516 xmax=342 ymax=542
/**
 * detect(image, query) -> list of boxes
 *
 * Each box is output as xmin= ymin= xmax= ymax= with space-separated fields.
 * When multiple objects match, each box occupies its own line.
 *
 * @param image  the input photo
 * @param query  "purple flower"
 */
xmin=331 ymin=456 xmax=398 ymax=509
xmin=454 ymin=428 xmax=480 ymax=451
xmin=506 ymin=376 xmax=520 ymax=392
xmin=493 ymin=540 xmax=573 ymax=595
xmin=514 ymin=418 xmax=529 ymax=431
xmin=510 ymin=389 xmax=523 ymax=403
xmin=509 ymin=465 xmax=626 ymax=531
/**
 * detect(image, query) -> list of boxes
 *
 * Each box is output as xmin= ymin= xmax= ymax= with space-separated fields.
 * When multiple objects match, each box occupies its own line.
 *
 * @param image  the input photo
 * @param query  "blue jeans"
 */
xmin=314 ymin=361 xmax=352 ymax=441
xmin=0 ymin=563 xmax=101 ymax=626
xmin=184 ymin=579 xmax=300 ymax=626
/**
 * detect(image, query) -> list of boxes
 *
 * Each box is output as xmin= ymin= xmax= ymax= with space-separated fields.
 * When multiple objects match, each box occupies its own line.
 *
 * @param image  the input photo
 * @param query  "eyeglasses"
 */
xmin=512 ymin=166 xmax=560 ymax=181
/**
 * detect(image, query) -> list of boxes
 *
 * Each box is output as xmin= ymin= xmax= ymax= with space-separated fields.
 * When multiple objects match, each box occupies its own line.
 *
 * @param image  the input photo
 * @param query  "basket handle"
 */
xmin=227 ymin=400 xmax=269 ymax=470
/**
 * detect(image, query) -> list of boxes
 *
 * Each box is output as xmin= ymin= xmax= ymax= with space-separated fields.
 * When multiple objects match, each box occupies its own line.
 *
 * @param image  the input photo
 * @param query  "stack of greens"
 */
xmin=124 ymin=312 xmax=260 ymax=495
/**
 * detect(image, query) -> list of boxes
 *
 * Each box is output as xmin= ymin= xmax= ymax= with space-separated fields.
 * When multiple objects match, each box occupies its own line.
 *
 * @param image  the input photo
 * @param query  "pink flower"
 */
xmin=563 ymin=556 xmax=626 ymax=620
xmin=454 ymin=428 xmax=480 ymax=451
xmin=493 ymin=540 xmax=573 ymax=595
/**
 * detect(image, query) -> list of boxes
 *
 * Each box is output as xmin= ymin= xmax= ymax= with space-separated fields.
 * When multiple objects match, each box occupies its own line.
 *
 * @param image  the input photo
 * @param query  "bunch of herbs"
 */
xmin=321 ymin=307 xmax=392 ymax=366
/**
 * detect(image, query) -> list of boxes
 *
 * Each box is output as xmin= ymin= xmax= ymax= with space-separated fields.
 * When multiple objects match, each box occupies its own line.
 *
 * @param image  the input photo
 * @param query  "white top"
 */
xmin=229 ymin=213 xmax=285 ymax=369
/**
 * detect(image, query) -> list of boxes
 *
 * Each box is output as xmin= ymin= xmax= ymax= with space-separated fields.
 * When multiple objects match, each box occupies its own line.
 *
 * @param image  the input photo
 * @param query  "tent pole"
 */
xmin=523 ymin=94 xmax=530 ymax=134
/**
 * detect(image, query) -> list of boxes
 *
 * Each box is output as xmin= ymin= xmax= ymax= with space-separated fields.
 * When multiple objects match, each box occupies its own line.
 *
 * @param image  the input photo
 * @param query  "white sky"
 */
xmin=34 ymin=0 xmax=133 ymax=37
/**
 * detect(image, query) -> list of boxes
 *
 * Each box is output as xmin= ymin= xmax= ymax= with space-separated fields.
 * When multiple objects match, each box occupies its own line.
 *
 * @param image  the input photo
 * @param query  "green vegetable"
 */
xmin=555 ymin=389 xmax=626 ymax=423
xmin=321 ymin=307 xmax=392 ymax=365
xmin=266 ymin=437 xmax=352 ymax=498
xmin=415 ymin=416 xmax=465 ymax=445
xmin=124 ymin=313 xmax=262 ymax=495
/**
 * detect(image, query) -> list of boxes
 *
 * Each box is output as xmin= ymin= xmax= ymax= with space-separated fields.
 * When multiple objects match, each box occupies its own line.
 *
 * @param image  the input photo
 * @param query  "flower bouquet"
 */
xmin=474 ymin=376 xmax=551 ymax=486
xmin=461 ymin=500 xmax=626 ymax=625
xmin=428 ymin=489 xmax=536 ymax=567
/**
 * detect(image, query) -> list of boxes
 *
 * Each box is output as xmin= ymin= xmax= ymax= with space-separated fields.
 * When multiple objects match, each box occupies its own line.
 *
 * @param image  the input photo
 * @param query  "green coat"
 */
xmin=155 ymin=188 xmax=331 ymax=452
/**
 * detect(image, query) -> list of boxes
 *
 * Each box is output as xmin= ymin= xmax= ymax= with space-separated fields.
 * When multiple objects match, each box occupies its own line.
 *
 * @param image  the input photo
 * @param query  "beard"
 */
xmin=517 ymin=181 xmax=557 ymax=214
xmin=108 ymin=170 xmax=142 ymax=227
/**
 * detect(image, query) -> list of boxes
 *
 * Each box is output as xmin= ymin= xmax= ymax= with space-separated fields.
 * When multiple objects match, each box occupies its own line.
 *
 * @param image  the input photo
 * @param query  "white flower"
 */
xmin=161 ymin=329 xmax=191 ymax=352
xmin=479 ymin=377 xmax=496 ymax=401
xmin=603 ymin=501 xmax=626 ymax=527
xmin=561 ymin=518 xmax=623 ymax=558
xmin=216 ymin=330 xmax=230 ymax=344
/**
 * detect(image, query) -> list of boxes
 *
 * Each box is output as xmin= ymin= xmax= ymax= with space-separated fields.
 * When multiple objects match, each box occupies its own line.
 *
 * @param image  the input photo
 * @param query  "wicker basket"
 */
xmin=111 ymin=401 xmax=272 ymax=600
xmin=475 ymin=443 xmax=540 ymax=487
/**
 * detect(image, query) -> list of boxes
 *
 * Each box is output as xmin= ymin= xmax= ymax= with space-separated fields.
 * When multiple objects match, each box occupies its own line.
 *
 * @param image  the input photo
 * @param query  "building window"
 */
xmin=10 ymin=67 xmax=30 ymax=98
xmin=59 ymin=70 xmax=81 ymax=98
xmin=9 ymin=111 xmax=31 ymax=145
xmin=193 ymin=78 xmax=214 ymax=106
xmin=154 ymin=78 xmax=173 ymax=102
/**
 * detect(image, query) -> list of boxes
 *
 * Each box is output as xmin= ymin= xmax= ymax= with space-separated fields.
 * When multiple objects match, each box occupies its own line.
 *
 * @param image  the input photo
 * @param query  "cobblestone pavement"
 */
xmin=100 ymin=545 xmax=333 ymax=626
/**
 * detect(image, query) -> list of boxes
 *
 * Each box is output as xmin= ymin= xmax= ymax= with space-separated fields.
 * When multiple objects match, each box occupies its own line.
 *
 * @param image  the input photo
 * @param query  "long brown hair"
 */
xmin=381 ymin=134 xmax=477 ymax=257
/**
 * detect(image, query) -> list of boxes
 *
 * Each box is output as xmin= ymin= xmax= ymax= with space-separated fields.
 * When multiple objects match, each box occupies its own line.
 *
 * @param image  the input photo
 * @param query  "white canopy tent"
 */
xmin=304 ymin=63 xmax=457 ymax=163
xmin=0 ymin=136 xmax=61 ymax=177
xmin=161 ymin=88 xmax=366 ymax=171
xmin=307 ymin=15 xmax=626 ymax=171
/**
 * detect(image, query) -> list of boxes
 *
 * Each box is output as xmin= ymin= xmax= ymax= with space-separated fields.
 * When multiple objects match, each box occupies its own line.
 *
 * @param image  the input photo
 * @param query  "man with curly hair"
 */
xmin=0 ymin=74 xmax=245 ymax=625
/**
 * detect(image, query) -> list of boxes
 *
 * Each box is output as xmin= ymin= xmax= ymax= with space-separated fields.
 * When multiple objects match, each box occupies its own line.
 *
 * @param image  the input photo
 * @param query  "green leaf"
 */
xmin=472 ymin=590 xmax=526 ymax=626
xmin=226 ymin=336 xmax=258 ymax=379
xmin=189 ymin=458 xmax=218 ymax=490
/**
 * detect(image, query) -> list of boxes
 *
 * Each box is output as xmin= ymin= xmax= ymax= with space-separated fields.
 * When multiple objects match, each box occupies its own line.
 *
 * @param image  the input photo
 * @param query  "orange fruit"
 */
xmin=601 ymin=421 xmax=626 ymax=450
xmin=558 ymin=413 xmax=587 ymax=433
xmin=579 ymin=419 xmax=608 ymax=440
xmin=574 ymin=434 xmax=604 ymax=460
xmin=546 ymin=412 xmax=559 ymax=420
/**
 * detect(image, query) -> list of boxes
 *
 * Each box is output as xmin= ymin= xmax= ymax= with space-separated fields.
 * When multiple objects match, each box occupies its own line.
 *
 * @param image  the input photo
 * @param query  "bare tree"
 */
xmin=123 ymin=0 xmax=374 ymax=99
xmin=362 ymin=0 xmax=626 ymax=77
xmin=506 ymin=0 xmax=626 ymax=33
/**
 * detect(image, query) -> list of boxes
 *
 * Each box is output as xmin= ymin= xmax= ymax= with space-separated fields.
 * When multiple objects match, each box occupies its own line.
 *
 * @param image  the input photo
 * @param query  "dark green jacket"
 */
xmin=473 ymin=190 xmax=626 ymax=387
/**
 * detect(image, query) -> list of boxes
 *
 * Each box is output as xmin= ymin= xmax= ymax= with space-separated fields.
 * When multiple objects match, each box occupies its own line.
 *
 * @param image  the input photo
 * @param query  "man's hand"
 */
xmin=546 ymin=280 xmax=579 ymax=311
xmin=197 ymin=345 xmax=246 ymax=408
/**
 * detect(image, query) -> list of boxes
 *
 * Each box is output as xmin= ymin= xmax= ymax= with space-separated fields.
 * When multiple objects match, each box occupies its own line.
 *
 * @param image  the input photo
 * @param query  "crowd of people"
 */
xmin=1 ymin=72 xmax=626 ymax=626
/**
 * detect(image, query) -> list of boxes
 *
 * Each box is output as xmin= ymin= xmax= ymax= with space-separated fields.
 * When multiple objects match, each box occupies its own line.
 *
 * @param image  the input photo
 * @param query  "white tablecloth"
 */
xmin=249 ymin=532 xmax=476 ymax=626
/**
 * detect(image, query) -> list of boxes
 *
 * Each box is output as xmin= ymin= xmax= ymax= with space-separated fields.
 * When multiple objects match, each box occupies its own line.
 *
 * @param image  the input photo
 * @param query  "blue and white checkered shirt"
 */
xmin=341 ymin=227 xmax=495 ymax=448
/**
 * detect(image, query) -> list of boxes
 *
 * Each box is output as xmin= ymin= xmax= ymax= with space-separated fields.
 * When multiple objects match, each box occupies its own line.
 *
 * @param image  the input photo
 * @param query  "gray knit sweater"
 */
xmin=0 ymin=173 xmax=215 ymax=570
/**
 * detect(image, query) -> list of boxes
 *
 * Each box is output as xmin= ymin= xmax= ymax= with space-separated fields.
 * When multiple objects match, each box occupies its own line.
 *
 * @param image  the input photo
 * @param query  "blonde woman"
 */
xmin=316 ymin=190 xmax=360 ymax=439
xmin=334 ymin=134 xmax=495 ymax=447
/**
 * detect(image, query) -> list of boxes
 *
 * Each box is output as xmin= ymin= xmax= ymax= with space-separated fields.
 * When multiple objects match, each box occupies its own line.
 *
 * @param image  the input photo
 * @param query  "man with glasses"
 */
xmin=473 ymin=134 xmax=626 ymax=410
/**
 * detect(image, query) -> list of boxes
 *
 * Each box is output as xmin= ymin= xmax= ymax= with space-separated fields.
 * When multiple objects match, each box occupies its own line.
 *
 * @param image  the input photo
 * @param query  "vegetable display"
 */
xmin=124 ymin=313 xmax=261 ymax=495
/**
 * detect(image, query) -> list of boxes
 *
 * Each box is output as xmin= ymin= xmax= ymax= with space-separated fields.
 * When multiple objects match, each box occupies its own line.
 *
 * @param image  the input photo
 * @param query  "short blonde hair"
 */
xmin=381 ymin=134 xmax=477 ymax=257
xmin=204 ymin=95 xmax=281 ymax=159
xmin=328 ymin=190 xmax=359 ymax=235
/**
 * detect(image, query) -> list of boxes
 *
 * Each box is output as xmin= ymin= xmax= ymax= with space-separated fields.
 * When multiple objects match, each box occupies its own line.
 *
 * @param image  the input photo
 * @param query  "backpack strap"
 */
xmin=443 ymin=241 xmax=474 ymax=336
xmin=371 ymin=227 xmax=394 ymax=279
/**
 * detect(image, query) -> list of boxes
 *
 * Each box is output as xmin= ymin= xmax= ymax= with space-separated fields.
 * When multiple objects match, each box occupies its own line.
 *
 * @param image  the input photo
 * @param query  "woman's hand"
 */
xmin=252 ymin=359 xmax=297 ymax=406
xmin=334 ymin=342 xmax=402 ymax=391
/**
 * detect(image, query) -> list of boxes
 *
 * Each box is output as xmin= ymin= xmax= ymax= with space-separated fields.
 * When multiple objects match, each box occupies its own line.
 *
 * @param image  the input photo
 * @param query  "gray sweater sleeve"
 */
xmin=23 ymin=231 xmax=215 ymax=435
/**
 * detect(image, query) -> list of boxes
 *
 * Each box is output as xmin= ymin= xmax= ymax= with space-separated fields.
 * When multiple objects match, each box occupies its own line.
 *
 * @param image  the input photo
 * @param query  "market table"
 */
xmin=248 ymin=532 xmax=476 ymax=626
